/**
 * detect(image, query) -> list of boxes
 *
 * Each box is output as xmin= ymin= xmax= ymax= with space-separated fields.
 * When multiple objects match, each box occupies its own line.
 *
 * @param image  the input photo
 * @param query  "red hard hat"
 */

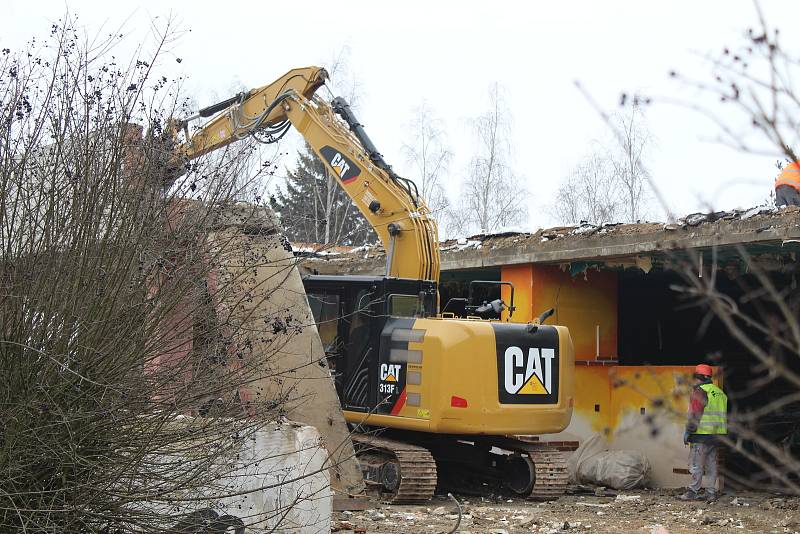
xmin=694 ymin=364 xmax=713 ymax=377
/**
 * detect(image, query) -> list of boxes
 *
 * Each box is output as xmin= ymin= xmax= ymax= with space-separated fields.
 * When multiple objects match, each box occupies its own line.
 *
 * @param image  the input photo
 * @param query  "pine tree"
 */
xmin=271 ymin=143 xmax=377 ymax=246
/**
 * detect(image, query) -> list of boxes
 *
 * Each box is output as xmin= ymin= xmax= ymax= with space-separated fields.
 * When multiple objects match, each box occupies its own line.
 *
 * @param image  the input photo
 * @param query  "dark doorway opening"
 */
xmin=618 ymin=264 xmax=800 ymax=491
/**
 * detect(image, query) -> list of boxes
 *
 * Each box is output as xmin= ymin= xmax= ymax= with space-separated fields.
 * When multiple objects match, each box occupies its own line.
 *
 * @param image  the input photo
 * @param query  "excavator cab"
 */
xmin=304 ymin=275 xmax=437 ymax=413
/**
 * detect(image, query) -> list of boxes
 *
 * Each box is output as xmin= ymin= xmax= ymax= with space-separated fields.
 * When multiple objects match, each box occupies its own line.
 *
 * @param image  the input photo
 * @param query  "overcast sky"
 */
xmin=5 ymin=1 xmax=800 ymax=231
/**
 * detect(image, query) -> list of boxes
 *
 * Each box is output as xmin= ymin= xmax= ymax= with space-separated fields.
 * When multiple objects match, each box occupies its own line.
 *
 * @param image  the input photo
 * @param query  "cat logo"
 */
xmin=503 ymin=346 xmax=555 ymax=395
xmin=494 ymin=323 xmax=559 ymax=405
xmin=380 ymin=363 xmax=401 ymax=382
xmin=319 ymin=146 xmax=361 ymax=183
xmin=330 ymin=152 xmax=350 ymax=178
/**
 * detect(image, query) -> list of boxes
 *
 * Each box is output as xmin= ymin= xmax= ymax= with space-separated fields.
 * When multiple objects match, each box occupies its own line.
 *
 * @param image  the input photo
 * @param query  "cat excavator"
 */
xmin=170 ymin=66 xmax=575 ymax=502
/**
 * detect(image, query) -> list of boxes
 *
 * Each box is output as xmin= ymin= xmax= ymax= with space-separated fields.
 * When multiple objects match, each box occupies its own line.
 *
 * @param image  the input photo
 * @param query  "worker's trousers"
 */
xmin=776 ymin=185 xmax=800 ymax=207
xmin=688 ymin=442 xmax=718 ymax=493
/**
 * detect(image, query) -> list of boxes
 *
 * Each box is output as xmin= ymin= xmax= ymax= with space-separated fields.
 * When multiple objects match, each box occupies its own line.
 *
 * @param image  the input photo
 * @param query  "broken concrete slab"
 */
xmin=299 ymin=206 xmax=800 ymax=275
xmin=207 ymin=204 xmax=364 ymax=495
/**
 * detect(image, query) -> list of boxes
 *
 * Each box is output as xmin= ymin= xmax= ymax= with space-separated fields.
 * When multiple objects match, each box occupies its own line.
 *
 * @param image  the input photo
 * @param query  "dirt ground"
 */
xmin=333 ymin=489 xmax=800 ymax=534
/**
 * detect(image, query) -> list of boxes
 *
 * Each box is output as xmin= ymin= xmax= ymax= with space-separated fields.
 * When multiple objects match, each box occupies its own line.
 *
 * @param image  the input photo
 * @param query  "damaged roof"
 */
xmin=295 ymin=206 xmax=800 ymax=275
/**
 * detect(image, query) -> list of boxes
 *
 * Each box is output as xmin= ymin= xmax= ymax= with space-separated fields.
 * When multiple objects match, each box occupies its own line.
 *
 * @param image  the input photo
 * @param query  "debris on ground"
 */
xmin=332 ymin=489 xmax=800 ymax=533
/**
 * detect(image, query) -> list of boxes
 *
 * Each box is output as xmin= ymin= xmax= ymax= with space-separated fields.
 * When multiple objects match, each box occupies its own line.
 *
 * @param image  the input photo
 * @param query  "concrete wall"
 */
xmin=209 ymin=221 xmax=364 ymax=496
xmin=153 ymin=203 xmax=364 ymax=496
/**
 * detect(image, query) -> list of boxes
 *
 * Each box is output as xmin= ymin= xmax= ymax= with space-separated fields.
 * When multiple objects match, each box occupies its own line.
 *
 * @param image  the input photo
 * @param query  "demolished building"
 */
xmin=299 ymin=206 xmax=800 ymax=489
xmin=151 ymin=202 xmax=365 ymax=499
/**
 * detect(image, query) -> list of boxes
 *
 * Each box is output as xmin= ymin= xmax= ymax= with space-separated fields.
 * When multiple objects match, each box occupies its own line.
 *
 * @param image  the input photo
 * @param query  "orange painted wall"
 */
xmin=502 ymin=264 xmax=618 ymax=361
xmin=500 ymin=264 xmax=533 ymax=323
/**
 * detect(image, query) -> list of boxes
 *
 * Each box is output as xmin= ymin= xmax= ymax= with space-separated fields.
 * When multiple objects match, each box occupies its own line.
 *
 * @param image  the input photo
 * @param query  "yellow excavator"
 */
xmin=171 ymin=67 xmax=575 ymax=502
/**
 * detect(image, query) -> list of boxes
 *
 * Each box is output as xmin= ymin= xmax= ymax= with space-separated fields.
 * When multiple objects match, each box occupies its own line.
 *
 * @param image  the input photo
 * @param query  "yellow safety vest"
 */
xmin=696 ymin=383 xmax=728 ymax=435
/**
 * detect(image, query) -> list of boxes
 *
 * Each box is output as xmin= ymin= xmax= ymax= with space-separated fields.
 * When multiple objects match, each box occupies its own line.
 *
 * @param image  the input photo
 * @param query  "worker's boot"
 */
xmin=704 ymin=489 xmax=719 ymax=502
xmin=677 ymin=489 xmax=703 ymax=501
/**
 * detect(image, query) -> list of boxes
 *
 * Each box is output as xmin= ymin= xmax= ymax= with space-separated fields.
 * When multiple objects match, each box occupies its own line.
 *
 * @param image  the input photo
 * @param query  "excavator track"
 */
xmin=352 ymin=435 xmax=437 ymax=504
xmin=526 ymin=447 xmax=569 ymax=500
xmin=491 ymin=437 xmax=569 ymax=500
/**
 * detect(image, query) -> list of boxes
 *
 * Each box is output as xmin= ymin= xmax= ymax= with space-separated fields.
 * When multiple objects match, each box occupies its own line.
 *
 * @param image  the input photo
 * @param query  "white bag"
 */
xmin=569 ymin=433 xmax=651 ymax=490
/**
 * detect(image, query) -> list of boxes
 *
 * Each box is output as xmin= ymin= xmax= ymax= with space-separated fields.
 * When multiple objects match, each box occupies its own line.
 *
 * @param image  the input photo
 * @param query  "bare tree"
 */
xmin=320 ymin=45 xmax=366 ymax=245
xmin=610 ymin=103 xmax=654 ymax=222
xmin=667 ymin=12 xmax=800 ymax=166
xmin=402 ymin=101 xmax=452 ymax=215
xmin=595 ymin=8 xmax=800 ymax=494
xmin=666 ymin=9 xmax=800 ymax=494
xmin=552 ymin=104 xmax=653 ymax=225
xmin=452 ymin=83 xmax=527 ymax=235
xmin=0 ymin=15 xmax=333 ymax=531
xmin=553 ymin=150 xmax=620 ymax=225
xmin=276 ymin=45 xmax=373 ymax=247
xmin=325 ymin=45 xmax=363 ymax=111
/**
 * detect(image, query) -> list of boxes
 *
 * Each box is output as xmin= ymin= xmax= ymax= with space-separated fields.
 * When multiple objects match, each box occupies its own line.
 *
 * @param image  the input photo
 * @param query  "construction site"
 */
xmin=132 ymin=66 xmax=800 ymax=531
xmin=3 ymin=9 xmax=800 ymax=533
xmin=135 ymin=181 xmax=800 ymax=533
xmin=300 ymin=205 xmax=800 ymax=491
xmin=296 ymin=205 xmax=800 ymax=534
xmin=141 ymin=190 xmax=800 ymax=533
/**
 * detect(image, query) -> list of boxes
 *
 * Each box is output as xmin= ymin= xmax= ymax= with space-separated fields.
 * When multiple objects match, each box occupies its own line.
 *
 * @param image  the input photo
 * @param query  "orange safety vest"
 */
xmin=776 ymin=162 xmax=800 ymax=191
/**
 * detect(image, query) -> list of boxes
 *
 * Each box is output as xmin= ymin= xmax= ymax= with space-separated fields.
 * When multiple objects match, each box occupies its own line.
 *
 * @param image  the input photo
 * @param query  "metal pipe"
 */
xmin=385 ymin=234 xmax=396 ymax=278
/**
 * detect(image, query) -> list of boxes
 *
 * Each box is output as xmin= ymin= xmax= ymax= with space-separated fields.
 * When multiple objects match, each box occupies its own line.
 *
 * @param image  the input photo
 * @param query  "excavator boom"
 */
xmin=175 ymin=66 xmax=440 ymax=281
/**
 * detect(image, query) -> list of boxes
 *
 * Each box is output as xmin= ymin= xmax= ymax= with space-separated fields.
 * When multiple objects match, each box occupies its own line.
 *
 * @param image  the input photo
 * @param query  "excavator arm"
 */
xmin=174 ymin=66 xmax=440 ymax=281
xmin=175 ymin=67 xmax=327 ymax=159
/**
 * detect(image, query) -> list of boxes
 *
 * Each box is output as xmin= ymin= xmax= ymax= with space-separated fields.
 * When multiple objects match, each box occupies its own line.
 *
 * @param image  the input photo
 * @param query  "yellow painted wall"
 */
xmin=501 ymin=264 xmax=618 ymax=361
xmin=569 ymin=365 xmax=613 ymax=434
xmin=552 ymin=365 xmax=723 ymax=487
xmin=568 ymin=366 xmax=692 ymax=435
xmin=609 ymin=366 xmax=695 ymax=426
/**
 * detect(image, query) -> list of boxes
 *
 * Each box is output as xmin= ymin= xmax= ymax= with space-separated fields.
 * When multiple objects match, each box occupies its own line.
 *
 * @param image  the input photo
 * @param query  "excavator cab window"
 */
xmin=307 ymin=292 xmax=342 ymax=371
xmin=381 ymin=280 xmax=437 ymax=319
xmin=387 ymin=292 xmax=429 ymax=318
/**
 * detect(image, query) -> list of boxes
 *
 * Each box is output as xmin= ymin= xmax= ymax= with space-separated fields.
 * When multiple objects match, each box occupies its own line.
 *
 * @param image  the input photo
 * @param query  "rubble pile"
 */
xmin=295 ymin=206 xmax=800 ymax=275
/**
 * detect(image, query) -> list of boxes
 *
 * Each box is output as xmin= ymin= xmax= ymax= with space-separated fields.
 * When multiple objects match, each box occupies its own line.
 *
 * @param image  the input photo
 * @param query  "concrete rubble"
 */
xmin=331 ymin=490 xmax=800 ymax=534
xmin=139 ymin=421 xmax=331 ymax=533
xmin=297 ymin=206 xmax=800 ymax=276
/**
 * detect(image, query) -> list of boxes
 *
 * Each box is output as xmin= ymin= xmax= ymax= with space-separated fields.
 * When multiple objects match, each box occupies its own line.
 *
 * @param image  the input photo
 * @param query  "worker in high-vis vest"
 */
xmin=678 ymin=364 xmax=727 ymax=501
xmin=775 ymin=161 xmax=800 ymax=207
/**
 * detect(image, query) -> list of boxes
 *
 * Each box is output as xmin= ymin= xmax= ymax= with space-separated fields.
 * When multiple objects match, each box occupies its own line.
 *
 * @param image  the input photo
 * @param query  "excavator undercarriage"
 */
xmin=353 ymin=432 xmax=568 ymax=503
